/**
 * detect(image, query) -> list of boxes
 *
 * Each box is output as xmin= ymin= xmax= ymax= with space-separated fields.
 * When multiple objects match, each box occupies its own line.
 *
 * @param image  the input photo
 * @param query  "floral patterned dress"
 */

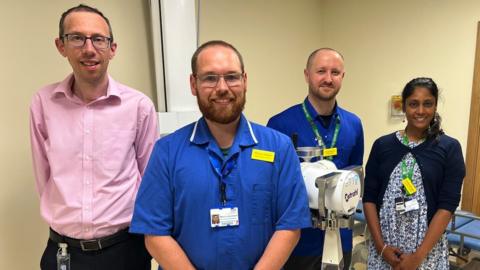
xmin=367 ymin=131 xmax=449 ymax=269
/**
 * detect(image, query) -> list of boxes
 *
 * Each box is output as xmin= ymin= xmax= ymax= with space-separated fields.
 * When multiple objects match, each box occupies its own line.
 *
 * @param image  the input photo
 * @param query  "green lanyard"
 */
xmin=301 ymin=101 xmax=340 ymax=160
xmin=401 ymin=133 xmax=415 ymax=181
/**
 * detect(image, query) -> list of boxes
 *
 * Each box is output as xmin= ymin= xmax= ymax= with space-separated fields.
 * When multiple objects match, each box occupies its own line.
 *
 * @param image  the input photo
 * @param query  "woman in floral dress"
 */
xmin=363 ymin=77 xmax=465 ymax=269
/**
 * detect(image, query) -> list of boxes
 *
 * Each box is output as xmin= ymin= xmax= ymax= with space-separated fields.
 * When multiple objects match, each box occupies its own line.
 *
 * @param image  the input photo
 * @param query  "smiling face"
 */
xmin=190 ymin=45 xmax=247 ymax=124
xmin=55 ymin=11 xmax=116 ymax=86
xmin=305 ymin=49 xmax=345 ymax=102
xmin=404 ymin=86 xmax=437 ymax=135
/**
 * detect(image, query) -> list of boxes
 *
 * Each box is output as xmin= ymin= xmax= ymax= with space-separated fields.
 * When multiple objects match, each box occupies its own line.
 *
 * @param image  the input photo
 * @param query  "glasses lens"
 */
xmin=92 ymin=36 xmax=109 ymax=49
xmin=224 ymin=74 xmax=242 ymax=87
xmin=198 ymin=73 xmax=242 ymax=88
xmin=67 ymin=35 xmax=85 ymax=47
xmin=199 ymin=75 xmax=219 ymax=87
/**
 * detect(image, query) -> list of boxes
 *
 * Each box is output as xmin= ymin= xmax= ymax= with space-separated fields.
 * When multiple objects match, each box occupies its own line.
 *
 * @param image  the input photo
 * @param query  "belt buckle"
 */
xmin=80 ymin=239 xmax=102 ymax=251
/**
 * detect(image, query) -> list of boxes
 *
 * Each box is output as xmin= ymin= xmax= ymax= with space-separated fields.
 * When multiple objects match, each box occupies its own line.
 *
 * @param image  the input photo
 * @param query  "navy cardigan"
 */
xmin=363 ymin=132 xmax=465 ymax=223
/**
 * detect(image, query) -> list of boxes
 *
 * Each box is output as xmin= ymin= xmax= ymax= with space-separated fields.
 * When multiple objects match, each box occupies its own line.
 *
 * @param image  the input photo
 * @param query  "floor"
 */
xmin=350 ymin=221 xmax=369 ymax=270
xmin=450 ymin=251 xmax=480 ymax=270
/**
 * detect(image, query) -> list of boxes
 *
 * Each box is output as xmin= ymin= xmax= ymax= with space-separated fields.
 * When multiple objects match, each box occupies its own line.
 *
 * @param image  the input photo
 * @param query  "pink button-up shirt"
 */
xmin=30 ymin=74 xmax=159 ymax=239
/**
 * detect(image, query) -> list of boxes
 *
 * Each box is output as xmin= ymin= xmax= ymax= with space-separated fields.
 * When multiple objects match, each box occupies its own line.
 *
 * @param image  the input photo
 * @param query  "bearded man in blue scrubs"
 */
xmin=130 ymin=40 xmax=311 ymax=270
xmin=267 ymin=48 xmax=364 ymax=270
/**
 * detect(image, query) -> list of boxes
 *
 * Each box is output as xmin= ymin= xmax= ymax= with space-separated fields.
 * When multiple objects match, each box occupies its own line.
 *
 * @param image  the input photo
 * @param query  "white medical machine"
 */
xmin=296 ymin=147 xmax=363 ymax=270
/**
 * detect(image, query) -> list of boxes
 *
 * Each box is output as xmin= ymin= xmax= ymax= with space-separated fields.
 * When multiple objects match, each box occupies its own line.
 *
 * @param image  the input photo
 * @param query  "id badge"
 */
xmin=404 ymin=198 xmax=419 ymax=212
xmin=323 ymin=147 xmax=338 ymax=157
xmin=56 ymin=243 xmax=70 ymax=270
xmin=394 ymin=197 xmax=405 ymax=213
xmin=210 ymin=207 xmax=239 ymax=228
xmin=402 ymin=178 xmax=417 ymax=196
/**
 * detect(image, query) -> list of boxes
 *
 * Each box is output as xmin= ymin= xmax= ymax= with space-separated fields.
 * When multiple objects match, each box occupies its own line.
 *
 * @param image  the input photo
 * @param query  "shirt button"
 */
xmin=85 ymin=130 xmax=90 ymax=134
xmin=85 ymin=155 xmax=91 ymax=160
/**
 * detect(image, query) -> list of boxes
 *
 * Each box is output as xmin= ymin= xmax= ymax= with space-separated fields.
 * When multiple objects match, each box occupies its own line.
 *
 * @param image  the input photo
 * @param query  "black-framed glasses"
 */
xmin=196 ymin=73 xmax=244 ymax=88
xmin=62 ymin=34 xmax=112 ymax=50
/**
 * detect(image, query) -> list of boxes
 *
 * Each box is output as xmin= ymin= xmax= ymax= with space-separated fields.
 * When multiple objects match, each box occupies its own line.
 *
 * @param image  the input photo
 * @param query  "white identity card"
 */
xmin=210 ymin=207 xmax=239 ymax=228
xmin=404 ymin=199 xmax=419 ymax=212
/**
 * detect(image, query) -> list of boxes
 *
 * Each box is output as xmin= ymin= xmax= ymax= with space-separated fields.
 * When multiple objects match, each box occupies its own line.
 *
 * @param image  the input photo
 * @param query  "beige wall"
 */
xmin=199 ymin=0 xmax=325 ymax=124
xmin=1 ymin=0 xmax=478 ymax=269
xmin=320 ymin=0 xmax=477 ymax=159
xmin=0 ymin=1 xmax=154 ymax=269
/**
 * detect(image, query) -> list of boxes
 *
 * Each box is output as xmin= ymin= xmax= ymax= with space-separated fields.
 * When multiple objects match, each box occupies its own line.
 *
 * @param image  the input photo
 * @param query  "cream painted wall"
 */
xmin=198 ymin=0 xmax=325 ymax=124
xmin=320 ymin=0 xmax=477 ymax=159
xmin=0 ymin=1 xmax=154 ymax=269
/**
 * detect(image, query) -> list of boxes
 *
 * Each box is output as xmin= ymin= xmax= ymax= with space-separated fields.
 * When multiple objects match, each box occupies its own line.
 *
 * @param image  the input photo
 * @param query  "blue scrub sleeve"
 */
xmin=130 ymin=140 xmax=174 ymax=236
xmin=349 ymin=120 xmax=364 ymax=166
xmin=266 ymin=116 xmax=282 ymax=132
xmin=274 ymin=141 xmax=311 ymax=231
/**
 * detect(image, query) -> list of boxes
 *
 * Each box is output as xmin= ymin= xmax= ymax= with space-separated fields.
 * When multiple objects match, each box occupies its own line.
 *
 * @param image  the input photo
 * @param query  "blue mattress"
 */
xmin=447 ymin=220 xmax=480 ymax=250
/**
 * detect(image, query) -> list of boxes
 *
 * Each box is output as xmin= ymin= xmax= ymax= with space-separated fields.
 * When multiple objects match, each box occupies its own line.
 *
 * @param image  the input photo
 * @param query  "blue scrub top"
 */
xmin=131 ymin=114 xmax=311 ymax=270
xmin=267 ymin=98 xmax=364 ymax=255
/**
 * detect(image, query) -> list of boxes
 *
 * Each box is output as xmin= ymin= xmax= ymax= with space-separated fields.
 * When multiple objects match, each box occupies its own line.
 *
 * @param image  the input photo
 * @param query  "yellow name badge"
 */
xmin=251 ymin=149 xmax=275 ymax=163
xmin=323 ymin=147 xmax=338 ymax=157
xmin=402 ymin=178 xmax=417 ymax=195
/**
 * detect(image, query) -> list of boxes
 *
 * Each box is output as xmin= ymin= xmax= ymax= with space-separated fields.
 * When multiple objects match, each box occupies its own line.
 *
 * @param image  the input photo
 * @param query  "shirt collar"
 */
xmin=51 ymin=73 xmax=122 ymax=102
xmin=105 ymin=75 xmax=122 ymax=99
xmin=189 ymin=114 xmax=258 ymax=149
xmin=51 ymin=74 xmax=75 ymax=98
xmin=304 ymin=97 xmax=339 ymax=119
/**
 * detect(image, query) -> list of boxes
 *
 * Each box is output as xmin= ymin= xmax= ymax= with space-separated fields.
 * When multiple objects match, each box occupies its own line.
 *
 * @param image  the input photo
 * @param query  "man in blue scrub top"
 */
xmin=267 ymin=48 xmax=364 ymax=270
xmin=130 ymin=40 xmax=311 ymax=270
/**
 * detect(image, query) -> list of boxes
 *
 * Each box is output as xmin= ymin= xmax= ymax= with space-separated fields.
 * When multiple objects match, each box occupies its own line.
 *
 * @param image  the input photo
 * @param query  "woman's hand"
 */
xmin=394 ymin=252 xmax=423 ymax=270
xmin=382 ymin=245 xmax=402 ymax=267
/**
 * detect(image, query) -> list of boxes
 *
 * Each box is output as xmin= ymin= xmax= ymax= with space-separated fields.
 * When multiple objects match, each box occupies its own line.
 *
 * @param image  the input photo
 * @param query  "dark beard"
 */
xmin=197 ymin=93 xmax=246 ymax=124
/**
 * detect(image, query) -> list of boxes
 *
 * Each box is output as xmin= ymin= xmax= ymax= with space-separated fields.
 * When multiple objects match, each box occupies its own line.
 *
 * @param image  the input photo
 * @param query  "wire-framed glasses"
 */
xmin=62 ymin=34 xmax=112 ymax=50
xmin=196 ymin=73 xmax=244 ymax=88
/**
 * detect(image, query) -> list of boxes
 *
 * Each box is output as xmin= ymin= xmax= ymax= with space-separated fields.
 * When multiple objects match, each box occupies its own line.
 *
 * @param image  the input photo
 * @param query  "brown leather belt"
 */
xmin=49 ymin=228 xmax=130 ymax=251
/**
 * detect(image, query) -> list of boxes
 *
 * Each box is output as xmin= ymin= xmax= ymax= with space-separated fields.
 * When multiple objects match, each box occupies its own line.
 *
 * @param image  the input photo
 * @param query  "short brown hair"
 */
xmin=59 ymin=4 xmax=114 ymax=41
xmin=191 ymin=40 xmax=244 ymax=75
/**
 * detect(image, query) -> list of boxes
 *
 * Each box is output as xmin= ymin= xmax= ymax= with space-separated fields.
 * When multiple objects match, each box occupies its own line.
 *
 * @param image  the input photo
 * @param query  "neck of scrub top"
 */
xmin=205 ymin=116 xmax=241 ymax=149
xmin=307 ymin=94 xmax=336 ymax=116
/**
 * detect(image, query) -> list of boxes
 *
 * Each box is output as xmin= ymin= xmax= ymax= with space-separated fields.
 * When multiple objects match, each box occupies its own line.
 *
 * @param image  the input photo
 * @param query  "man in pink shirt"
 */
xmin=29 ymin=4 xmax=158 ymax=270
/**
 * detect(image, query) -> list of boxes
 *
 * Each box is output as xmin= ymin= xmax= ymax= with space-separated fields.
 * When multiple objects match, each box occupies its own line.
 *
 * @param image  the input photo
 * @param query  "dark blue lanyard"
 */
xmin=208 ymin=151 xmax=238 ymax=205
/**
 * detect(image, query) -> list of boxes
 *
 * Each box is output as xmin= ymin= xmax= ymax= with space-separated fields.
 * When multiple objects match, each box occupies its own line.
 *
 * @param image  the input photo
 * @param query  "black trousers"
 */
xmin=284 ymin=252 xmax=352 ymax=270
xmin=40 ymin=233 xmax=151 ymax=270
